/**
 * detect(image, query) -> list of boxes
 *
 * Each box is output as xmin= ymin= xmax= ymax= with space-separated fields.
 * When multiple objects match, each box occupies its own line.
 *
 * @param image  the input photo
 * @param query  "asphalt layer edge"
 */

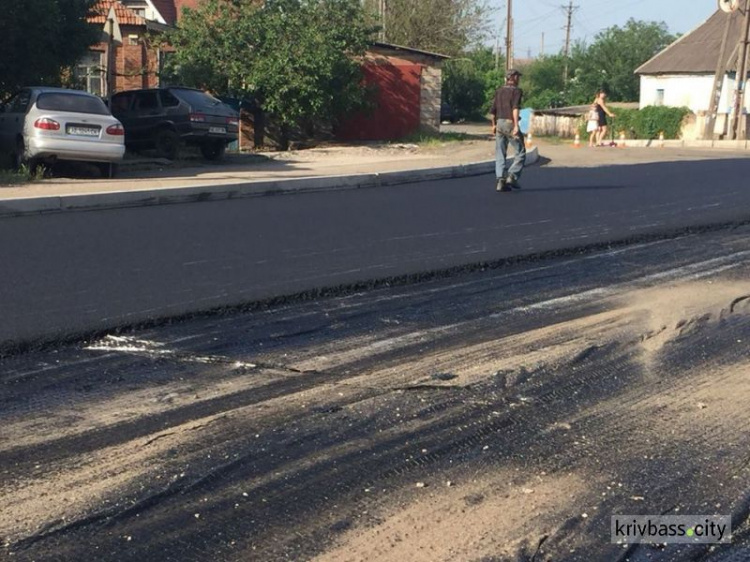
xmin=1 ymin=217 xmax=748 ymax=359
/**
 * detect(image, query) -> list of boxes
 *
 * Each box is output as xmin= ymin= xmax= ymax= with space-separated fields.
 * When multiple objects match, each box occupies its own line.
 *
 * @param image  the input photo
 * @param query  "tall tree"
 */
xmin=364 ymin=0 xmax=490 ymax=56
xmin=167 ymin=0 xmax=375 ymax=140
xmin=442 ymin=59 xmax=485 ymax=120
xmin=0 ymin=0 xmax=99 ymax=100
xmin=570 ymin=19 xmax=675 ymax=102
xmin=521 ymin=54 xmax=569 ymax=108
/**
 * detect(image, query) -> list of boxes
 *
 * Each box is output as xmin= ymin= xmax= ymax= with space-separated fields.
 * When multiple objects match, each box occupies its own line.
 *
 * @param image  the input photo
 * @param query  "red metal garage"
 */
xmin=337 ymin=43 xmax=448 ymax=142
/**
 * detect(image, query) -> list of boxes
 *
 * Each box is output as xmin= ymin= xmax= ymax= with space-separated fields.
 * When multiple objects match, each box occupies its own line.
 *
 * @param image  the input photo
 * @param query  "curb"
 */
xmin=0 ymin=147 xmax=539 ymax=218
xmin=606 ymin=139 xmax=750 ymax=149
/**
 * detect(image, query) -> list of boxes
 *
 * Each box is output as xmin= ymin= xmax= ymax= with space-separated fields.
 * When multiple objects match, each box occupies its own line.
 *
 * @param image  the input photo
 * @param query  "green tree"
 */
xmin=442 ymin=59 xmax=485 ymax=120
xmin=570 ymin=19 xmax=675 ymax=102
xmin=0 ymin=0 xmax=99 ymax=100
xmin=167 ymin=0 xmax=375 ymax=143
xmin=464 ymin=45 xmax=498 ymax=74
xmin=442 ymin=46 xmax=505 ymax=118
xmin=522 ymin=54 xmax=568 ymax=108
xmin=364 ymin=0 xmax=491 ymax=56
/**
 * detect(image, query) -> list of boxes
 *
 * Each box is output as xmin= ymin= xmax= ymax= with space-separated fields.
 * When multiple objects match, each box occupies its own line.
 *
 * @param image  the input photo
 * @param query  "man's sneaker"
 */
xmin=496 ymin=178 xmax=511 ymax=192
xmin=506 ymin=175 xmax=521 ymax=189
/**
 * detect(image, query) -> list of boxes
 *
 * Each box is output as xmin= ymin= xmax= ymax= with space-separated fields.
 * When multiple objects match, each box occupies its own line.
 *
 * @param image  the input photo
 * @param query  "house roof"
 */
xmin=371 ymin=42 xmax=450 ymax=61
xmin=636 ymin=9 xmax=744 ymax=75
xmin=150 ymin=0 xmax=177 ymax=24
xmin=88 ymin=0 xmax=148 ymax=26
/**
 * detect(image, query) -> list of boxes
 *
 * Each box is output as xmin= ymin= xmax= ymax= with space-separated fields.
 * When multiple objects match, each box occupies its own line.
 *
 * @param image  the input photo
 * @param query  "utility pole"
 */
xmin=704 ymin=11 xmax=736 ymax=139
xmin=506 ymin=0 xmax=513 ymax=72
xmin=107 ymin=16 xmax=115 ymax=102
xmin=540 ymin=32 xmax=545 ymax=58
xmin=731 ymin=0 xmax=750 ymax=139
xmin=495 ymin=26 xmax=502 ymax=71
xmin=562 ymin=1 xmax=577 ymax=83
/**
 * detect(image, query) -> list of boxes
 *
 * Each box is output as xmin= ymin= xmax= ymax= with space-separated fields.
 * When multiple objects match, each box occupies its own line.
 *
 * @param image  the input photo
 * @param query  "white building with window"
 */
xmin=636 ymin=9 xmax=750 ymax=118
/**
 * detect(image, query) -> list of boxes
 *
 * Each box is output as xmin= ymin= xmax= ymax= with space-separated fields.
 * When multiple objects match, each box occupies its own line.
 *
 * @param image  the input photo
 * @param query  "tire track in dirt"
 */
xmin=3 ymin=229 xmax=750 ymax=561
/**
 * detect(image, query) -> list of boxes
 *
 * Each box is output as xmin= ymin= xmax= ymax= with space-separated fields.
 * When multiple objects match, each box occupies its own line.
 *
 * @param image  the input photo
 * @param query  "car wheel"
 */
xmin=99 ymin=162 xmax=118 ymax=179
xmin=200 ymin=141 xmax=226 ymax=161
xmin=155 ymin=129 xmax=180 ymax=160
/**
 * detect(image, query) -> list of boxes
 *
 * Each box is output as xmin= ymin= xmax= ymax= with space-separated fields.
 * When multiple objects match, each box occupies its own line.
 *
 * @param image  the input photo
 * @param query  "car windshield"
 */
xmin=36 ymin=93 xmax=110 ymax=115
xmin=172 ymin=89 xmax=222 ymax=108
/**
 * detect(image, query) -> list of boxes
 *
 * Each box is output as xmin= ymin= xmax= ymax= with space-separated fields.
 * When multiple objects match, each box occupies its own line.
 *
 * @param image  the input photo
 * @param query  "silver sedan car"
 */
xmin=0 ymin=87 xmax=125 ymax=177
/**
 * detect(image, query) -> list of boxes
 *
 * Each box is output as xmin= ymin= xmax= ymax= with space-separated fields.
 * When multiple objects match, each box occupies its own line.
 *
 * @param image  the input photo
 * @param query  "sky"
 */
xmin=494 ymin=0 xmax=718 ymax=60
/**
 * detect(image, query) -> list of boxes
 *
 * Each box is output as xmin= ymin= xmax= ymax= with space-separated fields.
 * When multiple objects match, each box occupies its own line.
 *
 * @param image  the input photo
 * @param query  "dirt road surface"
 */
xmin=2 ymin=225 xmax=750 ymax=561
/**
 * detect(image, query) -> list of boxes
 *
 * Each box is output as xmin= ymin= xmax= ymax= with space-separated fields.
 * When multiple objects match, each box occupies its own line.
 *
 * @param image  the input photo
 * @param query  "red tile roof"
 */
xmin=88 ymin=0 xmax=148 ymax=26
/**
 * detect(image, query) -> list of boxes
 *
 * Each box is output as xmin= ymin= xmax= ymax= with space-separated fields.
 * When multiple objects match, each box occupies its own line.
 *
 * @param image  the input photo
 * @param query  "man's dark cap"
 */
xmin=506 ymin=69 xmax=522 ymax=78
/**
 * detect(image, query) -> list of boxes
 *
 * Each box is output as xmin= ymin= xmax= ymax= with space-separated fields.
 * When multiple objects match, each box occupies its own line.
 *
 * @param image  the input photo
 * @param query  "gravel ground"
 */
xmin=2 ymin=226 xmax=750 ymax=561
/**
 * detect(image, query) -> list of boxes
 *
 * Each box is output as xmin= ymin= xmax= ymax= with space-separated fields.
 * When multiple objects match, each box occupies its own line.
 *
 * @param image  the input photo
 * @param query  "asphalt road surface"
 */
xmin=1 ymin=156 xmax=750 ymax=350
xmin=2 ymin=224 xmax=750 ymax=561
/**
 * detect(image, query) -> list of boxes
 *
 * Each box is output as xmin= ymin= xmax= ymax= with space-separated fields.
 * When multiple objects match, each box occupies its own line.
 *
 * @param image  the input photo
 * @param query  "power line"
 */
xmin=514 ymin=8 xmax=559 ymax=31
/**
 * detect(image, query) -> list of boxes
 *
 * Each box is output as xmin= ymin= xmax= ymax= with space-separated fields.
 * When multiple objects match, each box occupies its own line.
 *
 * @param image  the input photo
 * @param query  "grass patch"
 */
xmin=0 ymin=164 xmax=47 ymax=186
xmin=0 ymin=169 xmax=28 ymax=186
xmin=397 ymin=131 xmax=473 ymax=147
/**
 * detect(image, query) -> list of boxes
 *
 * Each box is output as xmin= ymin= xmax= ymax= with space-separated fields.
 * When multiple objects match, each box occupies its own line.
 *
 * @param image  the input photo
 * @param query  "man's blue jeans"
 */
xmin=495 ymin=119 xmax=526 ymax=180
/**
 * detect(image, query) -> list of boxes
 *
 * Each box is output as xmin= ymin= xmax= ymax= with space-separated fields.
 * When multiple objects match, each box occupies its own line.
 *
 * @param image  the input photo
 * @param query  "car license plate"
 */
xmin=67 ymin=126 xmax=99 ymax=136
xmin=209 ymin=127 xmax=226 ymax=134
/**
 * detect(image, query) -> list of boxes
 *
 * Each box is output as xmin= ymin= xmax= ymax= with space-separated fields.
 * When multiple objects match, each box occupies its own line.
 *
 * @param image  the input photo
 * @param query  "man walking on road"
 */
xmin=490 ymin=69 xmax=526 ymax=192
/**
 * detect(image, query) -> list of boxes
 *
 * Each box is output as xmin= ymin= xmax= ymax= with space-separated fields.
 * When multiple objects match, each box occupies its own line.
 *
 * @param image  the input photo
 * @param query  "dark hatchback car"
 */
xmin=110 ymin=87 xmax=239 ymax=160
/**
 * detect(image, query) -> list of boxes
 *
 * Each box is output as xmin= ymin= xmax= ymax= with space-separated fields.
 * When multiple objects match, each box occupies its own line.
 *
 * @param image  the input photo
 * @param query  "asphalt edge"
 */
xmin=0 ymin=148 xmax=539 ymax=218
xmin=1 ymin=218 xmax=748 ymax=359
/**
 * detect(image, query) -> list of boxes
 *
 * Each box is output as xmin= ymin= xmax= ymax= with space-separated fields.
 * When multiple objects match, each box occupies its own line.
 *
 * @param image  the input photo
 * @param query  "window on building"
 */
xmin=74 ymin=51 xmax=105 ymax=97
xmin=655 ymin=89 xmax=665 ymax=106
xmin=121 ymin=0 xmax=148 ymax=19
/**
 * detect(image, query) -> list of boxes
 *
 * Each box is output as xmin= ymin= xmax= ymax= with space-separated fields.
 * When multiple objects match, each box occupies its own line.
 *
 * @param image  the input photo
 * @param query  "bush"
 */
xmin=577 ymin=106 xmax=691 ymax=140
xmin=483 ymin=69 xmax=505 ymax=114
xmin=634 ymin=106 xmax=690 ymax=139
xmin=442 ymin=59 xmax=486 ymax=121
xmin=525 ymin=89 xmax=568 ymax=110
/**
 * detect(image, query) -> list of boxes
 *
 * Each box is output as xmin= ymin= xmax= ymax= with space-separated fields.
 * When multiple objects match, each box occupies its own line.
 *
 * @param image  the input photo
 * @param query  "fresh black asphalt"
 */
xmin=1 ymin=157 xmax=749 ymax=349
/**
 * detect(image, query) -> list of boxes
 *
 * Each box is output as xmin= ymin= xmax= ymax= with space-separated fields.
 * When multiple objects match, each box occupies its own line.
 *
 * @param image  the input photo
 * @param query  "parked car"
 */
xmin=0 ymin=87 xmax=125 ymax=177
xmin=110 ymin=87 xmax=240 ymax=160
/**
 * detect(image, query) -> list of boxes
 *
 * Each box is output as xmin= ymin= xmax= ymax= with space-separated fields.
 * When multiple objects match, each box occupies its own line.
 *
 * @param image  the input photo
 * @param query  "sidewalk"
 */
xmin=0 ymin=131 xmax=747 ymax=217
xmin=0 ymin=138 xmax=505 ymax=216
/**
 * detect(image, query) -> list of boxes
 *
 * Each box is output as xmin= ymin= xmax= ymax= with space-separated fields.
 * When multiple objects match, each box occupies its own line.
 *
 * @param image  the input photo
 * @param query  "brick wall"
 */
xmin=115 ymin=29 xmax=160 ymax=91
xmin=92 ymin=24 xmax=161 ymax=95
xmin=419 ymin=66 xmax=441 ymax=133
